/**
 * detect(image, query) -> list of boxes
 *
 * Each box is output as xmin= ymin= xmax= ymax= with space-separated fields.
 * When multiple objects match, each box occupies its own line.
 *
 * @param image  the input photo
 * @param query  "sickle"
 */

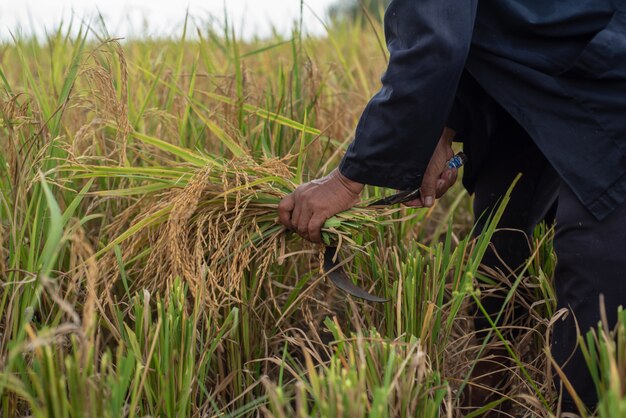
xmin=323 ymin=246 xmax=388 ymax=303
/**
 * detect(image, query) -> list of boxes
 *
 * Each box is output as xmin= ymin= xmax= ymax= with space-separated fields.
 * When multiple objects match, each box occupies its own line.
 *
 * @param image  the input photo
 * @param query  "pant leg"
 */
xmin=469 ymin=110 xmax=560 ymax=338
xmin=454 ymin=70 xmax=626 ymax=413
xmin=457 ymin=81 xmax=560 ymax=414
xmin=553 ymin=181 xmax=626 ymax=411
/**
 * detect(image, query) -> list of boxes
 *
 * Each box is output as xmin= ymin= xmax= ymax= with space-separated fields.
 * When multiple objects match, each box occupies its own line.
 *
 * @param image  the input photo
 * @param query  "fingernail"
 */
xmin=425 ymin=196 xmax=433 ymax=207
xmin=448 ymin=171 xmax=453 ymax=180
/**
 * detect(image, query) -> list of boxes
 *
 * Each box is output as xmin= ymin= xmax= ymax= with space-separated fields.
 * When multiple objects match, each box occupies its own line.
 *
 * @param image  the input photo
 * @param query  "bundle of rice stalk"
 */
xmin=64 ymin=131 xmax=402 ymax=311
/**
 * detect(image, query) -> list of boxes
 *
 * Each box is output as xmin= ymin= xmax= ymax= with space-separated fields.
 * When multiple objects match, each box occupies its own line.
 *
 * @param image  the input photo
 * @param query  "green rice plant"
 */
xmin=0 ymin=278 xmax=243 ymax=417
xmin=263 ymin=318 xmax=447 ymax=418
xmin=111 ymin=278 xmax=241 ymax=417
xmin=577 ymin=306 xmax=626 ymax=417
xmin=0 ymin=332 xmax=137 ymax=418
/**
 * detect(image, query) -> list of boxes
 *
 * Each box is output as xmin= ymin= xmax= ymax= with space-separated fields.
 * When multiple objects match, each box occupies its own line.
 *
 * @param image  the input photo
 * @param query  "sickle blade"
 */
xmin=323 ymin=247 xmax=388 ymax=303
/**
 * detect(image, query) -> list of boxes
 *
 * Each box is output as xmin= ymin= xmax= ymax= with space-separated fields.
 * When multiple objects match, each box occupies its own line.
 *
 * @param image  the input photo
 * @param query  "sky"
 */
xmin=0 ymin=0 xmax=338 ymax=41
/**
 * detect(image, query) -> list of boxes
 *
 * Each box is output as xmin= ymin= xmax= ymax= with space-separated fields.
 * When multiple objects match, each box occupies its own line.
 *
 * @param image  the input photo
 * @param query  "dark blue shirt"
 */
xmin=339 ymin=0 xmax=626 ymax=220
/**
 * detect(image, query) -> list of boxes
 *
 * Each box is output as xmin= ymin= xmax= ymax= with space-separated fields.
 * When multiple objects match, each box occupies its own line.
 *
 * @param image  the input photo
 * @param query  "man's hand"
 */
xmin=278 ymin=169 xmax=364 ymax=243
xmin=404 ymin=127 xmax=458 ymax=208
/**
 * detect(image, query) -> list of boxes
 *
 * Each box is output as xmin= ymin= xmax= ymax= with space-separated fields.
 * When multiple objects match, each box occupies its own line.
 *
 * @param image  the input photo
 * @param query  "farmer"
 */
xmin=278 ymin=0 xmax=626 ymax=413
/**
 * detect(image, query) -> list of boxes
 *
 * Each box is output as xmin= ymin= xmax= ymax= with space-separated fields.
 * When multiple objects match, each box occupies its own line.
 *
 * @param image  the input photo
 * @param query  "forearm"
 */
xmin=339 ymin=0 xmax=477 ymax=190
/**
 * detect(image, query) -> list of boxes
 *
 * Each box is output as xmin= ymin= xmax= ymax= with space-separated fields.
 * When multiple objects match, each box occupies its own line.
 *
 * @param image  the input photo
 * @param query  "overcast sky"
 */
xmin=0 ymin=0 xmax=338 ymax=41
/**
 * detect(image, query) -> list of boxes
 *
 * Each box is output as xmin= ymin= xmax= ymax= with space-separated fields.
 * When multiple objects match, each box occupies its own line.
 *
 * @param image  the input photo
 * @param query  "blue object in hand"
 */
xmin=368 ymin=152 xmax=468 ymax=206
xmin=447 ymin=152 xmax=468 ymax=170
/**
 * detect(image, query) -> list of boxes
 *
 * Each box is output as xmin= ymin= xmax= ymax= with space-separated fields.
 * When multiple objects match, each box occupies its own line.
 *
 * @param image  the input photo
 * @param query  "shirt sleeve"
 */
xmin=338 ymin=0 xmax=477 ymax=190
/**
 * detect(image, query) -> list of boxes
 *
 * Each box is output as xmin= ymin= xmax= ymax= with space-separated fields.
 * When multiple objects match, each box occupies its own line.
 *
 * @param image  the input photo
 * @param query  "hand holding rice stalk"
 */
xmin=277 ymin=149 xmax=466 ymax=302
xmin=278 ymin=127 xmax=464 ymax=245
xmin=63 ymin=130 xmax=405 ymax=309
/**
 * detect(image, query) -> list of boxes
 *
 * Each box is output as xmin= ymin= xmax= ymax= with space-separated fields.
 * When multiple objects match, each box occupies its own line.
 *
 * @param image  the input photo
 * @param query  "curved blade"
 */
xmin=367 ymin=152 xmax=467 ymax=207
xmin=323 ymin=247 xmax=388 ymax=303
xmin=368 ymin=188 xmax=420 ymax=207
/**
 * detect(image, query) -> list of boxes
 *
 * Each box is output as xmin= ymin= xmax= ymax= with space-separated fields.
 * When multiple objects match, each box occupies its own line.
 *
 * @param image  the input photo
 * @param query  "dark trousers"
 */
xmin=455 ymin=73 xmax=626 ymax=412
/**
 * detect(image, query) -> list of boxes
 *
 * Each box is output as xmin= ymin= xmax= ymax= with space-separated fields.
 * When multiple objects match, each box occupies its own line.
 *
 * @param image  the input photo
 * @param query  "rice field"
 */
xmin=0 ymin=12 xmax=624 ymax=418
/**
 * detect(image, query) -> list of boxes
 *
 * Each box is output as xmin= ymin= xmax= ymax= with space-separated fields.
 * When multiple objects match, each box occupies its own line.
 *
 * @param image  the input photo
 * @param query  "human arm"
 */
xmin=277 ymin=129 xmax=460 ymax=242
xmin=279 ymin=0 xmax=477 ymax=242
xmin=338 ymin=0 xmax=477 ymax=190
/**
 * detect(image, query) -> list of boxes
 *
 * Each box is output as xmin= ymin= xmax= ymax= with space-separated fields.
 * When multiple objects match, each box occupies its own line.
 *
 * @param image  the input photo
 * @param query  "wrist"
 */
xmin=333 ymin=168 xmax=364 ymax=195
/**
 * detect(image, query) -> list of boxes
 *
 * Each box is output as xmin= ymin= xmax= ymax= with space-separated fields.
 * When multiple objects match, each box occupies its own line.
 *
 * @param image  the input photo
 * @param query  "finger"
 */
xmin=436 ymin=168 xmax=458 ymax=198
xmin=308 ymin=214 xmax=327 ymax=244
xmin=435 ymin=179 xmax=446 ymax=198
xmin=296 ymin=209 xmax=313 ymax=240
xmin=447 ymin=168 xmax=458 ymax=185
xmin=278 ymin=194 xmax=295 ymax=228
xmin=420 ymin=166 xmax=439 ymax=208
xmin=290 ymin=201 xmax=303 ymax=232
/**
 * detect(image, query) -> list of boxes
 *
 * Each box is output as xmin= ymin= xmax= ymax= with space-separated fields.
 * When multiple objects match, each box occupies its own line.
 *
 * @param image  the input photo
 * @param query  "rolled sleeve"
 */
xmin=339 ymin=0 xmax=477 ymax=190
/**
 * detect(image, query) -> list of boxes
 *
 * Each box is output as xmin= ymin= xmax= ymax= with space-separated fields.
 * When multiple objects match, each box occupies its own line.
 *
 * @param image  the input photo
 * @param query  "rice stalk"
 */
xmin=0 ymin=223 xmax=6 ymax=279
xmin=263 ymin=318 xmax=447 ymax=417
xmin=79 ymin=41 xmax=130 ymax=163
xmin=66 ymin=150 xmax=400 ymax=313
xmin=575 ymin=304 xmax=626 ymax=417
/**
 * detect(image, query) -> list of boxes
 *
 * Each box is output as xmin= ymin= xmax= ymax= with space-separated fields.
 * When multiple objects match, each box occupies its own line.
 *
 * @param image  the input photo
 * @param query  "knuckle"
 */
xmin=299 ymin=190 xmax=311 ymax=202
xmin=279 ymin=194 xmax=295 ymax=209
xmin=309 ymin=201 xmax=323 ymax=212
xmin=308 ymin=216 xmax=321 ymax=230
